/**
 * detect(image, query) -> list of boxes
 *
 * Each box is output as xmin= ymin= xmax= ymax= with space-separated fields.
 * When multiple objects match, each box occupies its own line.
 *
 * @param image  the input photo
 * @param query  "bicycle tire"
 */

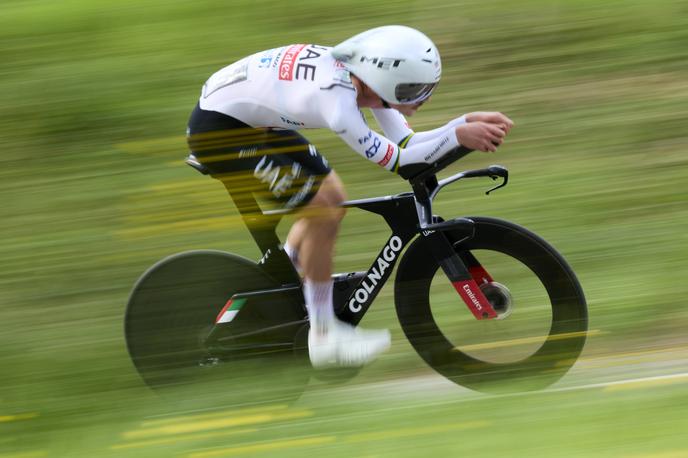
xmin=125 ymin=250 xmax=310 ymax=404
xmin=395 ymin=217 xmax=587 ymax=393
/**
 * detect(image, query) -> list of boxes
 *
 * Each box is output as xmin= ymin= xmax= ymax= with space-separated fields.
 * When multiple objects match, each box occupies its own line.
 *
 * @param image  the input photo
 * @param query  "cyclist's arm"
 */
xmin=370 ymin=108 xmax=413 ymax=146
xmin=331 ymin=105 xmax=460 ymax=173
xmin=401 ymin=115 xmax=467 ymax=147
xmin=371 ymin=107 xmax=467 ymax=147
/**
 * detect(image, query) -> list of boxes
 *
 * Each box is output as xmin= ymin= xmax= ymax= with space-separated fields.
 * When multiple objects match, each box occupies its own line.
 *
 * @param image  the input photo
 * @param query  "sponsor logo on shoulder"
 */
xmin=258 ymin=49 xmax=276 ymax=69
xmin=278 ymin=44 xmax=329 ymax=81
xmin=279 ymin=44 xmax=307 ymax=81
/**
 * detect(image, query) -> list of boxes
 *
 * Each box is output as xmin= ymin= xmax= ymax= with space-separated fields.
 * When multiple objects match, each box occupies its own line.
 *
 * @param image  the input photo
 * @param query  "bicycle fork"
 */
xmin=422 ymin=218 xmax=498 ymax=320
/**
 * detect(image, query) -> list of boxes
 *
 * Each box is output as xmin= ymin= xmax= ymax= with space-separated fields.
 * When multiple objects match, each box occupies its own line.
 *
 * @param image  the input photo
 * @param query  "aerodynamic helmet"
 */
xmin=332 ymin=25 xmax=441 ymax=105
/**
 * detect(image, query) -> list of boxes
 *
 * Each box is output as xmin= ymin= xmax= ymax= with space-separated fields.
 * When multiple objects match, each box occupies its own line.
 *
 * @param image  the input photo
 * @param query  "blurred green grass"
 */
xmin=1 ymin=0 xmax=688 ymax=456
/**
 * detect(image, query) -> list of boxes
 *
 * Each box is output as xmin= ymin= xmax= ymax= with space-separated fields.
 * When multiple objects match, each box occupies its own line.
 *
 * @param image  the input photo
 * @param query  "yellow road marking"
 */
xmin=111 ymin=428 xmax=257 ymax=450
xmin=454 ymin=330 xmax=599 ymax=352
xmin=187 ymin=436 xmax=336 ymax=458
xmin=123 ymin=410 xmax=312 ymax=440
xmin=604 ymin=372 xmax=688 ymax=392
xmin=184 ymin=420 xmax=489 ymax=457
xmin=141 ymin=405 xmax=289 ymax=428
xmin=573 ymin=345 xmax=688 ymax=368
xmin=0 ymin=413 xmax=39 ymax=423
xmin=345 ymin=421 xmax=490 ymax=443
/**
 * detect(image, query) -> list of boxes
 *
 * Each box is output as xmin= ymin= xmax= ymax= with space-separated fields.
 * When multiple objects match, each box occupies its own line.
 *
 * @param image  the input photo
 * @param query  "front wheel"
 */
xmin=395 ymin=217 xmax=587 ymax=393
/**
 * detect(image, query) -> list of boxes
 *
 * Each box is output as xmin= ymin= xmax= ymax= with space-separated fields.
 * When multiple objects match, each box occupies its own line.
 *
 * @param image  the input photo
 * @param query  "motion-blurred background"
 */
xmin=2 ymin=0 xmax=687 ymax=456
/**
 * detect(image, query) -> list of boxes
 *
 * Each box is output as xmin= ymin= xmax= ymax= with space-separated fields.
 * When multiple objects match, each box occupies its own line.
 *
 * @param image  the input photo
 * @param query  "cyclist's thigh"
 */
xmin=186 ymin=104 xmax=332 ymax=210
xmin=306 ymin=170 xmax=347 ymax=208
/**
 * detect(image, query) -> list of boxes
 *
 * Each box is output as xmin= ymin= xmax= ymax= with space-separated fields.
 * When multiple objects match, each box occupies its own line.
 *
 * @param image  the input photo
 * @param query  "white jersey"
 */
xmin=199 ymin=44 xmax=464 ymax=172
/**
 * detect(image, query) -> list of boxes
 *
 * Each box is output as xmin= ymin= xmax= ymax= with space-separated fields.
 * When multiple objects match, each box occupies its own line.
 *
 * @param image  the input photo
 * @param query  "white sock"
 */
xmin=304 ymin=278 xmax=335 ymax=334
xmin=283 ymin=242 xmax=302 ymax=275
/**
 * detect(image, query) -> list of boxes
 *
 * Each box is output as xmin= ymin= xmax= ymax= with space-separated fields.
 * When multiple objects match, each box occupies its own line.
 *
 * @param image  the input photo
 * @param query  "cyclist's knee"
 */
xmin=302 ymin=172 xmax=347 ymax=223
xmin=320 ymin=171 xmax=347 ymax=206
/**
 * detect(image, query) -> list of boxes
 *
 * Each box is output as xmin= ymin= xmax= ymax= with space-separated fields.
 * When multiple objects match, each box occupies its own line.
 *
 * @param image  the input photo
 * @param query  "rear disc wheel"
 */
xmin=125 ymin=250 xmax=310 ymax=405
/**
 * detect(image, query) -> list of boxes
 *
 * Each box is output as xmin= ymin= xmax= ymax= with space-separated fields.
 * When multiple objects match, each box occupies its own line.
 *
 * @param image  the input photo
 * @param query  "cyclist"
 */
xmin=186 ymin=25 xmax=513 ymax=369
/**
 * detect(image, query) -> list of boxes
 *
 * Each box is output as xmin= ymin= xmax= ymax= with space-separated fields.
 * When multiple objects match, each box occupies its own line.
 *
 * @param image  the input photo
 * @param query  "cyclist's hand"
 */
xmin=455 ymin=122 xmax=507 ymax=153
xmin=466 ymin=112 xmax=514 ymax=134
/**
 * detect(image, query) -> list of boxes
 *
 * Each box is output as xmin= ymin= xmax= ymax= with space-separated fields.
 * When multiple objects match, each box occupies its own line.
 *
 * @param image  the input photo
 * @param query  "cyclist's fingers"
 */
xmin=495 ymin=113 xmax=514 ymax=130
xmin=501 ymin=116 xmax=514 ymax=130
xmin=483 ymin=131 xmax=503 ymax=147
xmin=483 ymin=140 xmax=497 ymax=153
xmin=487 ymin=123 xmax=506 ymax=138
xmin=490 ymin=134 xmax=504 ymax=145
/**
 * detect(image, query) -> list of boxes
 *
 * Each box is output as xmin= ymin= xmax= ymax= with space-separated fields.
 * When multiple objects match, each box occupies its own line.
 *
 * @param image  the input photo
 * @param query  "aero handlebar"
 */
xmin=397 ymin=146 xmax=474 ymax=181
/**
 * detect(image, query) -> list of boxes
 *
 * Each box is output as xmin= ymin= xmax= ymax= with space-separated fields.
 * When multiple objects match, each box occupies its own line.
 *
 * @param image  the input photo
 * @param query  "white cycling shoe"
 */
xmin=308 ymin=319 xmax=391 ymax=368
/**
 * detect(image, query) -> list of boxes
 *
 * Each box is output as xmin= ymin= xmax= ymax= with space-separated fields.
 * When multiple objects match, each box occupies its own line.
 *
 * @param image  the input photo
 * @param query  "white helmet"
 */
xmin=332 ymin=25 xmax=441 ymax=105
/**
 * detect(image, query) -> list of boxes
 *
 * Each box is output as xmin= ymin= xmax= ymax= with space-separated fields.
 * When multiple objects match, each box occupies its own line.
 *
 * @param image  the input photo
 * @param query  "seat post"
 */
xmin=225 ymin=187 xmax=283 ymax=256
xmin=186 ymin=153 xmax=283 ymax=255
xmin=185 ymin=153 xmax=301 ymax=287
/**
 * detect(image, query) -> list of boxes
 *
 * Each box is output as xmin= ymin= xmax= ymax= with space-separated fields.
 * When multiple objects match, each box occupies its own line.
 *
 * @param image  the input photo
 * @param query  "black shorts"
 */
xmin=186 ymin=104 xmax=332 ymax=209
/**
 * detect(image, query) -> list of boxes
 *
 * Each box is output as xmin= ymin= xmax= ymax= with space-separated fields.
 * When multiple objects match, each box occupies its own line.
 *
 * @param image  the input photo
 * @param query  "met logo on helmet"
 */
xmin=359 ymin=56 xmax=405 ymax=70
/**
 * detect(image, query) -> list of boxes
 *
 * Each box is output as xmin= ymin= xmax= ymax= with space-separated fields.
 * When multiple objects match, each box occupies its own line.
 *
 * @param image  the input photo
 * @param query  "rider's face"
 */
xmin=354 ymin=77 xmax=430 ymax=115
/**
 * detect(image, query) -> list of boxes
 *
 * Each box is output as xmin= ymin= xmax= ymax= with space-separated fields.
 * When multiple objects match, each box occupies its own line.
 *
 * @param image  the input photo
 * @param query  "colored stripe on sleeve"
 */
xmin=398 ymin=133 xmax=414 ymax=148
xmin=394 ymin=133 xmax=414 ymax=173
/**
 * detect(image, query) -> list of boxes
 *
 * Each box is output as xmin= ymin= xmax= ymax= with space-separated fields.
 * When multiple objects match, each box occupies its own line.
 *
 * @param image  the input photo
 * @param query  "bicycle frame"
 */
xmin=187 ymin=147 xmax=510 ymax=348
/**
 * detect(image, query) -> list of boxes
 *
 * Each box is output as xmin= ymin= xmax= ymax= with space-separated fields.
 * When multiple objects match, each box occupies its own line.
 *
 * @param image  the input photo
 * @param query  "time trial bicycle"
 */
xmin=125 ymin=146 xmax=587 ymax=400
